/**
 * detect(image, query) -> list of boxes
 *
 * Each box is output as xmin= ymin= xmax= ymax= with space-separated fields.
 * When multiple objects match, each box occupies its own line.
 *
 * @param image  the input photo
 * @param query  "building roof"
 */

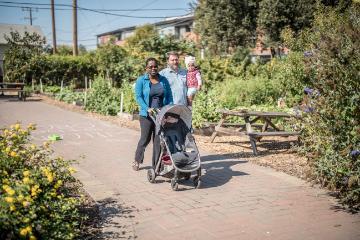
xmin=97 ymin=14 xmax=194 ymax=37
xmin=0 ymin=23 xmax=44 ymax=45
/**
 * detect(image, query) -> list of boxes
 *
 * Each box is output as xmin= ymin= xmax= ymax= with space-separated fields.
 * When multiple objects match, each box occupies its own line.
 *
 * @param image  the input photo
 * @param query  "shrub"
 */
xmin=296 ymin=4 xmax=360 ymax=209
xmin=119 ymin=82 xmax=138 ymax=114
xmin=85 ymin=76 xmax=120 ymax=115
xmin=0 ymin=124 xmax=83 ymax=239
xmin=192 ymin=90 xmax=221 ymax=128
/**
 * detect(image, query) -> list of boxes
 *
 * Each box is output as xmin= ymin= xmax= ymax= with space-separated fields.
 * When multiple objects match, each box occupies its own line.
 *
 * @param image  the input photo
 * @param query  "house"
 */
xmin=0 ymin=23 xmax=45 ymax=82
xmin=96 ymin=14 xmax=196 ymax=46
xmin=250 ymin=30 xmax=289 ymax=63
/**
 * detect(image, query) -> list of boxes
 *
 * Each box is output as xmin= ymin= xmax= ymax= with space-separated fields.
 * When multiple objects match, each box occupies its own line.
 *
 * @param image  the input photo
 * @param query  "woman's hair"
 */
xmin=145 ymin=57 xmax=158 ymax=67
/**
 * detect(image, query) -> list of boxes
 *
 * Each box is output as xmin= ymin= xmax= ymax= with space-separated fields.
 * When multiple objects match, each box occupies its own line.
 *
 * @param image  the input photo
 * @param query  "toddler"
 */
xmin=184 ymin=56 xmax=202 ymax=107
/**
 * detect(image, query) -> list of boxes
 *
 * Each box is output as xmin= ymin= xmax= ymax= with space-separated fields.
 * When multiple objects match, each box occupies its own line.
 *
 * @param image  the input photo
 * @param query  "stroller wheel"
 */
xmin=147 ymin=169 xmax=156 ymax=183
xmin=193 ymin=176 xmax=201 ymax=189
xmin=184 ymin=172 xmax=191 ymax=181
xmin=171 ymin=179 xmax=178 ymax=191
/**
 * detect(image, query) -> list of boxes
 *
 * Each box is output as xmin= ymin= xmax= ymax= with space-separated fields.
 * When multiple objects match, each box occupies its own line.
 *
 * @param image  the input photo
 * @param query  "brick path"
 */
xmin=1 ymin=97 xmax=359 ymax=240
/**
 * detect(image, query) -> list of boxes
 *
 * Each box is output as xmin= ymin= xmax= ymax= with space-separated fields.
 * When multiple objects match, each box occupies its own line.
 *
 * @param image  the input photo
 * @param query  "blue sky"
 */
xmin=0 ymin=0 xmax=193 ymax=49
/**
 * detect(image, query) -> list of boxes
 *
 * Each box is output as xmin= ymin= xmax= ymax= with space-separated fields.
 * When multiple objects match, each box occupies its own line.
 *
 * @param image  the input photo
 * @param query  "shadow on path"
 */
xmin=187 ymin=154 xmax=250 ymax=189
xmin=88 ymin=197 xmax=138 ymax=240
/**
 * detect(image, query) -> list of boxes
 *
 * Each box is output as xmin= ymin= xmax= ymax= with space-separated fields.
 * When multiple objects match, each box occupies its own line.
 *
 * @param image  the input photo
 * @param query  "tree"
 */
xmin=257 ymin=0 xmax=316 ymax=44
xmin=194 ymin=0 xmax=260 ymax=54
xmin=4 ymin=31 xmax=45 ymax=82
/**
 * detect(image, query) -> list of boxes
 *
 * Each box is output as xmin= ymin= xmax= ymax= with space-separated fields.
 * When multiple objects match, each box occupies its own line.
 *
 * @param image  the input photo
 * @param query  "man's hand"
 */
xmin=147 ymin=108 xmax=154 ymax=113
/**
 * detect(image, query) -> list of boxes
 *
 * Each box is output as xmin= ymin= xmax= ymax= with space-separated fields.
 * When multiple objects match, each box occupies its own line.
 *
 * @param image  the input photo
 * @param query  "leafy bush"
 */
xmin=85 ymin=76 xmax=121 ymax=115
xmin=0 ymin=124 xmax=83 ymax=239
xmin=192 ymin=90 xmax=221 ymax=128
xmin=55 ymin=88 xmax=85 ymax=104
xmin=119 ymin=82 xmax=138 ymax=114
xmin=295 ymin=4 xmax=360 ymax=208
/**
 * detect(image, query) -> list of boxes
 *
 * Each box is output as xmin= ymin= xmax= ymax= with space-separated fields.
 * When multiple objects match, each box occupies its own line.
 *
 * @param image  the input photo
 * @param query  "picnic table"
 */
xmin=210 ymin=109 xmax=300 ymax=155
xmin=0 ymin=82 xmax=26 ymax=101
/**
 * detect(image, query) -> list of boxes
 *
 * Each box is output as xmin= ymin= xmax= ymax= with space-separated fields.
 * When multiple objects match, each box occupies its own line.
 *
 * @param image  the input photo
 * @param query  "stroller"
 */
xmin=148 ymin=104 xmax=202 ymax=191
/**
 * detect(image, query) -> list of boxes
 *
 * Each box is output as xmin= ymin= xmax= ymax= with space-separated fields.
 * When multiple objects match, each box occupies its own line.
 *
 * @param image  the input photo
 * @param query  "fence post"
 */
xmin=84 ymin=76 xmax=88 ymax=107
xmin=40 ymin=78 xmax=43 ymax=93
xmin=120 ymin=92 xmax=124 ymax=114
xmin=60 ymin=79 xmax=63 ymax=94
xmin=89 ymin=79 xmax=92 ymax=89
xmin=32 ymin=77 xmax=34 ymax=91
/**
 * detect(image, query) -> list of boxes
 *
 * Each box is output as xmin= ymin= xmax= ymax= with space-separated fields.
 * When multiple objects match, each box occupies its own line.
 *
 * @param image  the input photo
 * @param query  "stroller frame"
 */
xmin=147 ymin=105 xmax=202 ymax=191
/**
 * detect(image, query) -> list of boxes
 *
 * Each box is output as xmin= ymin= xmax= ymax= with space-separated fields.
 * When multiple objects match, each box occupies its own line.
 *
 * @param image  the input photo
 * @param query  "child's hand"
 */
xmin=197 ymin=85 xmax=202 ymax=91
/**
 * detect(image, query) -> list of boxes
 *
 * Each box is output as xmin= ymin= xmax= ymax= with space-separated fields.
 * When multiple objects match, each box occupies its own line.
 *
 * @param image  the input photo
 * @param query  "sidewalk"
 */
xmin=1 ymin=98 xmax=359 ymax=240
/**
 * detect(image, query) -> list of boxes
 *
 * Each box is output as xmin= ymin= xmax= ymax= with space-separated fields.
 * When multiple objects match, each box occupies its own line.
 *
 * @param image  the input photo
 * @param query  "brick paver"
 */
xmin=1 ymin=98 xmax=359 ymax=240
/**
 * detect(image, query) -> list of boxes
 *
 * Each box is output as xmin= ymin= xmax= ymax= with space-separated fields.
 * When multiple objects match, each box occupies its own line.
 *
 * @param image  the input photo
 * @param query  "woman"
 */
xmin=133 ymin=57 xmax=173 ymax=171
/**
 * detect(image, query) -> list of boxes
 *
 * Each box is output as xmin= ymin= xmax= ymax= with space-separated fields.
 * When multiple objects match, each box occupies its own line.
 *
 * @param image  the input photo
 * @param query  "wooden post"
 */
xmin=60 ymin=79 xmax=63 ymax=94
xmin=31 ymin=77 xmax=34 ymax=91
xmin=40 ymin=78 xmax=43 ymax=93
xmin=120 ymin=92 xmax=124 ymax=114
xmin=89 ymin=79 xmax=92 ymax=89
xmin=84 ymin=76 xmax=87 ymax=107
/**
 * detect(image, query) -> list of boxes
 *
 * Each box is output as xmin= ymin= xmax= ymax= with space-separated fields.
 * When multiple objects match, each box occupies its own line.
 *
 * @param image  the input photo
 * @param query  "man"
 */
xmin=159 ymin=51 xmax=188 ymax=106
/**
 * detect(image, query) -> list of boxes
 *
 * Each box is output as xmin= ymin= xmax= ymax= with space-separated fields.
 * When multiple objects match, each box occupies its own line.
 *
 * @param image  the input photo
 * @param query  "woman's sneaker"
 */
xmin=132 ymin=161 xmax=139 ymax=171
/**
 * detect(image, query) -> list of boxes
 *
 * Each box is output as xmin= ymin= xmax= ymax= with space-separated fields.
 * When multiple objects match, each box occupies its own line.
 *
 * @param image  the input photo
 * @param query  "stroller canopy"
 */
xmin=155 ymin=104 xmax=192 ymax=134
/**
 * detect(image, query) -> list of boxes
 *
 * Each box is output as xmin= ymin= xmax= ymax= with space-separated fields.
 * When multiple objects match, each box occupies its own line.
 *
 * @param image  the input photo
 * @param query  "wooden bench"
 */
xmin=248 ymin=131 xmax=300 ymax=155
xmin=211 ymin=109 xmax=300 ymax=155
xmin=0 ymin=83 xmax=26 ymax=101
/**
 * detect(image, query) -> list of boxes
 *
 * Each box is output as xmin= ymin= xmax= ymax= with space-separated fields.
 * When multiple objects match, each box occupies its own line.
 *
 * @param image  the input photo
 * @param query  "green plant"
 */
xmin=85 ymin=76 xmax=120 ymax=115
xmin=119 ymin=82 xmax=138 ymax=114
xmin=295 ymin=4 xmax=360 ymax=209
xmin=0 ymin=123 xmax=83 ymax=239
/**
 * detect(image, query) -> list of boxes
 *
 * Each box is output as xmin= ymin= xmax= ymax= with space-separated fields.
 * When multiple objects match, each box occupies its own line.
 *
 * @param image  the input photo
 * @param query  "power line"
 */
xmin=0 ymin=1 xmax=188 ymax=12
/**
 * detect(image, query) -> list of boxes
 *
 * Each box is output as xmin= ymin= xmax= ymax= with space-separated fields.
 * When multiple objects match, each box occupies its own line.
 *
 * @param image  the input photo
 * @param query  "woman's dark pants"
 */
xmin=134 ymin=116 xmax=161 ymax=169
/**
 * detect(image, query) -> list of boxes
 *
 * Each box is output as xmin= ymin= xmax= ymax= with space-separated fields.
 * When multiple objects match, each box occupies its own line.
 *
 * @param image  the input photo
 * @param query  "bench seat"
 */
xmin=248 ymin=131 xmax=300 ymax=137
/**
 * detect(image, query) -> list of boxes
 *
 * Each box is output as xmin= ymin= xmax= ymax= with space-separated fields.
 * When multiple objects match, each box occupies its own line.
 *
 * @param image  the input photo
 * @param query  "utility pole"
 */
xmin=72 ymin=0 xmax=78 ymax=56
xmin=51 ymin=0 xmax=57 ymax=54
xmin=22 ymin=7 xmax=37 ymax=25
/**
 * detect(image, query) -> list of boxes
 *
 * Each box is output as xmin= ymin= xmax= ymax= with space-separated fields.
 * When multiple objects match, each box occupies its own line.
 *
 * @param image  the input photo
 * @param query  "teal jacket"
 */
xmin=135 ymin=73 xmax=173 ymax=117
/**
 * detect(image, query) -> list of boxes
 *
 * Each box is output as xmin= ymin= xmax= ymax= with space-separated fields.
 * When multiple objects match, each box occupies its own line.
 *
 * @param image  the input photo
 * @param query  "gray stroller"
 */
xmin=148 ymin=105 xmax=202 ymax=191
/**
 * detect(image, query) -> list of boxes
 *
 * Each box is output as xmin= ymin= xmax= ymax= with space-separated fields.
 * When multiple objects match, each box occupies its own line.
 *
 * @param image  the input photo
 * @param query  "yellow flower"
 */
xmin=27 ymin=123 xmax=36 ymax=130
xmin=54 ymin=180 xmax=62 ymax=189
xmin=26 ymin=225 xmax=32 ymax=233
xmin=14 ymin=123 xmax=20 ymax=130
xmin=4 ymin=186 xmax=15 ymax=196
xmin=29 ymin=236 xmax=37 ymax=240
xmin=23 ymin=177 xmax=31 ymax=184
xmin=3 ymin=129 xmax=9 ymax=135
xmin=10 ymin=151 xmax=17 ymax=157
xmin=23 ymin=170 xmax=30 ymax=177
xmin=30 ymin=144 xmax=36 ymax=150
xmin=47 ymin=173 xmax=54 ymax=183
xmin=5 ymin=197 xmax=14 ymax=203
xmin=19 ymin=227 xmax=28 ymax=236
xmin=22 ymin=201 xmax=30 ymax=207
xmin=10 ymin=133 xmax=17 ymax=138
xmin=31 ymin=185 xmax=40 ymax=196
xmin=68 ymin=167 xmax=76 ymax=174
xmin=18 ymin=194 xmax=24 ymax=201
xmin=10 ymin=204 xmax=16 ymax=211
xmin=5 ymin=147 xmax=10 ymax=153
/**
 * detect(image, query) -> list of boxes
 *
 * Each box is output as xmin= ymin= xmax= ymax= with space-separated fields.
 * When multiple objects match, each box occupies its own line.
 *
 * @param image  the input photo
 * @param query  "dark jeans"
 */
xmin=134 ymin=116 xmax=161 ymax=169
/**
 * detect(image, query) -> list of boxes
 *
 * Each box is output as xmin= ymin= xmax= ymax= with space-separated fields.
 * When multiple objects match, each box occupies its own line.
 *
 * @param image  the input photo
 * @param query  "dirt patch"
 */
xmin=36 ymin=95 xmax=309 ymax=179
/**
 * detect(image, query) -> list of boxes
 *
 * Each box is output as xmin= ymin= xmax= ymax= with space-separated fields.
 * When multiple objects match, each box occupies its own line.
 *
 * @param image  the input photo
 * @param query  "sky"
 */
xmin=0 ymin=0 xmax=193 ymax=49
